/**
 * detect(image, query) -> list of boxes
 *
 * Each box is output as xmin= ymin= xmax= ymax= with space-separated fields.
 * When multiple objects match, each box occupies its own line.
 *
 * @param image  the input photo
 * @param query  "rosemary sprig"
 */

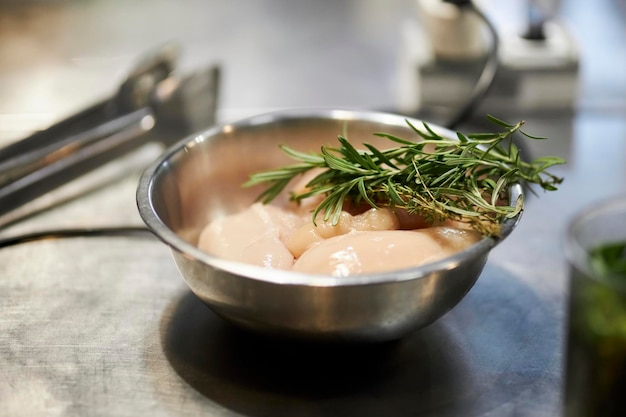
xmin=244 ymin=115 xmax=565 ymax=236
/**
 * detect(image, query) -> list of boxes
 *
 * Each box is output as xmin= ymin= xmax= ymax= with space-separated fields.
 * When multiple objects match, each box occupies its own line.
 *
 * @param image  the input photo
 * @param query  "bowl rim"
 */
xmin=137 ymin=108 xmax=523 ymax=287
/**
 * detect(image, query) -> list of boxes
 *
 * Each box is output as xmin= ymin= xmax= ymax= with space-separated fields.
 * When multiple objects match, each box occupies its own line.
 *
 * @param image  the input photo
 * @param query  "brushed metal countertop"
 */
xmin=1 ymin=1 xmax=625 ymax=416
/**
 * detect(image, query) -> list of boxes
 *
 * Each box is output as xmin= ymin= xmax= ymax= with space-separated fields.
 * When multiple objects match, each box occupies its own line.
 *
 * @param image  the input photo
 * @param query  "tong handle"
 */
xmin=0 ymin=100 xmax=127 ymax=188
xmin=0 ymin=108 xmax=155 ymax=223
xmin=0 ymin=100 xmax=117 ymax=165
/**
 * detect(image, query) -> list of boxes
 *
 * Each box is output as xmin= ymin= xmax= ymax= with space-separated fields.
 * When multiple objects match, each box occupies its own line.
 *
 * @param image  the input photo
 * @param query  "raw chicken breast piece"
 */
xmin=292 ymin=227 xmax=480 ymax=276
xmin=198 ymin=203 xmax=304 ymax=269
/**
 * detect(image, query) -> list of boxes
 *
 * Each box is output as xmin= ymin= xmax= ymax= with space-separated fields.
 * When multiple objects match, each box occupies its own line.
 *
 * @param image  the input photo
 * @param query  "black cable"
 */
xmin=443 ymin=0 xmax=500 ymax=130
xmin=441 ymin=0 xmax=472 ymax=5
xmin=0 ymin=226 xmax=155 ymax=249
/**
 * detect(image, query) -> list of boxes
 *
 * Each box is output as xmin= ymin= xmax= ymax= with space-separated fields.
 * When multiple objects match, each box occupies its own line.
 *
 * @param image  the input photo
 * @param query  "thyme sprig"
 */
xmin=244 ymin=115 xmax=565 ymax=236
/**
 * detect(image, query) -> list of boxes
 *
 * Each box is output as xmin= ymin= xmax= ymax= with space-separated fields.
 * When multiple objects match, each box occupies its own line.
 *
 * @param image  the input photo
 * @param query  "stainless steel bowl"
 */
xmin=137 ymin=109 xmax=523 ymax=342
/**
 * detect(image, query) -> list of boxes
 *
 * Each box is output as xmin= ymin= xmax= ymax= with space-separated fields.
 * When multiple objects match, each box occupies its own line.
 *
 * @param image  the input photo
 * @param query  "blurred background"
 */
xmin=0 ymin=0 xmax=623 ymax=143
xmin=0 ymin=1 xmax=625 ymax=416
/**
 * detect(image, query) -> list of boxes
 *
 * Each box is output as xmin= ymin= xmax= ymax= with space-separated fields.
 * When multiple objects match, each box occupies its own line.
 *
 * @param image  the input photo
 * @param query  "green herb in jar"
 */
xmin=566 ymin=240 xmax=626 ymax=417
xmin=589 ymin=241 xmax=626 ymax=280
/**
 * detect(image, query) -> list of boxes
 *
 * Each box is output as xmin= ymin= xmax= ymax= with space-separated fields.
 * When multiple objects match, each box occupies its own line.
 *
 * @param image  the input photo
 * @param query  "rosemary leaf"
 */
xmin=244 ymin=116 xmax=565 ymax=236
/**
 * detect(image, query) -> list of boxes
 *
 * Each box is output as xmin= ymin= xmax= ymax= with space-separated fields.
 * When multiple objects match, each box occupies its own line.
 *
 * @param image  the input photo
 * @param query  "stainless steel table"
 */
xmin=1 ymin=1 xmax=625 ymax=416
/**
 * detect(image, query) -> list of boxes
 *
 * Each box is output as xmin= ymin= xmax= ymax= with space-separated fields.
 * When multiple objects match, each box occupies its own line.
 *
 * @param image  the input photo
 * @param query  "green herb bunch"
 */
xmin=244 ymin=115 xmax=565 ymax=236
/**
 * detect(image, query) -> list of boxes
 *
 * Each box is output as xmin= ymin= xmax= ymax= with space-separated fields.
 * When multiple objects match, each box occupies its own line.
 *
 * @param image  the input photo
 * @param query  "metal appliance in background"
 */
xmin=0 ymin=43 xmax=220 ymax=228
xmin=397 ymin=0 xmax=579 ymax=154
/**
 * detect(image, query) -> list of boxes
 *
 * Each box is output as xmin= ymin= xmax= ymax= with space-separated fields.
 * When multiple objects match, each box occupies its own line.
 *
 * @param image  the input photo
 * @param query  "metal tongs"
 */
xmin=0 ymin=43 xmax=220 ymax=228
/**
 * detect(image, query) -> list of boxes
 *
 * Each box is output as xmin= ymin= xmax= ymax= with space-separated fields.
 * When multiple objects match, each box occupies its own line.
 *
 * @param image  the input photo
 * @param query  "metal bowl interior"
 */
xmin=137 ymin=108 xmax=523 ymax=342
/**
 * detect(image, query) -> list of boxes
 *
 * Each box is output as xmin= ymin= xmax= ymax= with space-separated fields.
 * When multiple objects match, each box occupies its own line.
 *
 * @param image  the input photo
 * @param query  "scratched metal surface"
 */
xmin=0 ymin=0 xmax=625 ymax=416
